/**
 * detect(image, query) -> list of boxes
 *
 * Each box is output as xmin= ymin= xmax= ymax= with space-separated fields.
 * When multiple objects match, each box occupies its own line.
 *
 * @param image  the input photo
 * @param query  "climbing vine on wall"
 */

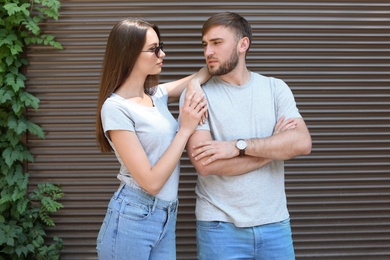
xmin=0 ymin=0 xmax=64 ymax=259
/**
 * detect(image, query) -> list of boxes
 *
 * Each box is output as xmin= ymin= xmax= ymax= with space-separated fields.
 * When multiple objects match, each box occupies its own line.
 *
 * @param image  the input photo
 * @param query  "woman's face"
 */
xmin=134 ymin=28 xmax=166 ymax=76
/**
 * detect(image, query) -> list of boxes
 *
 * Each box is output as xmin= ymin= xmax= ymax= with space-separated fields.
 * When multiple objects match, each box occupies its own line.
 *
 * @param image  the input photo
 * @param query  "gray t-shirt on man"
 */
xmin=180 ymin=72 xmax=301 ymax=227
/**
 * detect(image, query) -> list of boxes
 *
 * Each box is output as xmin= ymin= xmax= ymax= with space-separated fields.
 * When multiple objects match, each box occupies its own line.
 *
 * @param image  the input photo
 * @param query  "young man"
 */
xmin=180 ymin=12 xmax=312 ymax=259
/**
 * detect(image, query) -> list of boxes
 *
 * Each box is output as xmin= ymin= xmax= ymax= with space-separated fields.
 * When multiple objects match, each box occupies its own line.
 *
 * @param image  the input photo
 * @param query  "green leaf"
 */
xmin=22 ymin=19 xmax=41 ymax=35
xmin=15 ymin=246 xmax=22 ymax=257
xmin=26 ymin=243 xmax=35 ymax=252
xmin=2 ymin=147 xmax=17 ymax=167
xmin=32 ymin=240 xmax=40 ymax=247
xmin=33 ymin=15 xmax=41 ymax=23
xmin=0 ymin=90 xmax=14 ymax=103
xmin=2 ymin=144 xmax=32 ymax=166
xmin=17 ymin=198 xmax=29 ymax=214
xmin=27 ymin=121 xmax=45 ymax=138
xmin=5 ymin=55 xmax=14 ymax=66
xmin=20 ymin=57 xmax=28 ymax=66
xmin=0 ymin=36 xmax=13 ymax=47
xmin=20 ymin=91 xmax=40 ymax=109
xmin=12 ymin=101 xmax=24 ymax=114
xmin=5 ymin=72 xmax=24 ymax=92
xmin=12 ymin=190 xmax=26 ymax=203
xmin=6 ymin=237 xmax=14 ymax=246
xmin=7 ymin=116 xmax=18 ymax=130
xmin=36 ymin=235 xmax=44 ymax=245
xmin=10 ymin=44 xmax=23 ymax=55
xmin=7 ymin=34 xmax=18 ymax=42
xmin=22 ymin=149 xmax=34 ymax=162
xmin=5 ymin=167 xmax=23 ymax=186
xmin=0 ymin=194 xmax=12 ymax=204
xmin=20 ymin=3 xmax=32 ymax=17
xmin=17 ymin=121 xmax=27 ymax=134
xmin=0 ymin=62 xmax=5 ymax=72
xmin=42 ymin=34 xmax=54 ymax=42
xmin=9 ymin=65 xmax=18 ymax=75
xmin=24 ymin=37 xmax=31 ymax=45
xmin=0 ymin=230 xmax=6 ymax=244
xmin=3 ymin=3 xmax=20 ymax=16
xmin=53 ymin=41 xmax=62 ymax=49
xmin=42 ymin=197 xmax=63 ymax=212
xmin=8 ymin=116 xmax=27 ymax=135
xmin=5 ymin=131 xmax=21 ymax=147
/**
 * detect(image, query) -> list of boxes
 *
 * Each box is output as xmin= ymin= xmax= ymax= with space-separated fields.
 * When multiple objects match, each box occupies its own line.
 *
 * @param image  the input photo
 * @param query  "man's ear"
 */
xmin=238 ymin=37 xmax=250 ymax=53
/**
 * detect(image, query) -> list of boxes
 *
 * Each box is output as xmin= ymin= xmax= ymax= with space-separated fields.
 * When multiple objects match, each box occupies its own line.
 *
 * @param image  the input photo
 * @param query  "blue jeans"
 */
xmin=197 ymin=219 xmax=295 ymax=260
xmin=96 ymin=183 xmax=178 ymax=260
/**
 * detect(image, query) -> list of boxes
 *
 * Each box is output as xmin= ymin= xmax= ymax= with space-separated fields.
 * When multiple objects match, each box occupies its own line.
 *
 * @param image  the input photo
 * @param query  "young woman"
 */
xmin=95 ymin=18 xmax=208 ymax=259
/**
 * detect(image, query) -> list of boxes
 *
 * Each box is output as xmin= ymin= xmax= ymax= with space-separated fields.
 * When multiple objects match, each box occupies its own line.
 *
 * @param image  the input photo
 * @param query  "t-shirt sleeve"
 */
xmin=153 ymin=84 xmax=169 ymax=106
xmin=273 ymin=78 xmax=302 ymax=120
xmin=179 ymin=88 xmax=210 ymax=131
xmin=100 ymin=99 xmax=135 ymax=141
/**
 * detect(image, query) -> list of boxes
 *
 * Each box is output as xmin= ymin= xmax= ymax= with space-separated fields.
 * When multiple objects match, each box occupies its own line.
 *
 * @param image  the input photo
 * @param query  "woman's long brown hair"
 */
xmin=96 ymin=19 xmax=160 ymax=152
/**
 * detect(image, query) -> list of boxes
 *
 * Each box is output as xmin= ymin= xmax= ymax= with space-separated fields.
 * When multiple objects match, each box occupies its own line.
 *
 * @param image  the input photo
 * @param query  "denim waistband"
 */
xmin=114 ymin=182 xmax=178 ymax=211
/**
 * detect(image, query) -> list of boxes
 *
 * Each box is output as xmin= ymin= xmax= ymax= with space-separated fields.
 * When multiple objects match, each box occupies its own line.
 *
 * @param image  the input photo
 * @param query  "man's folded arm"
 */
xmin=186 ymin=130 xmax=271 ymax=176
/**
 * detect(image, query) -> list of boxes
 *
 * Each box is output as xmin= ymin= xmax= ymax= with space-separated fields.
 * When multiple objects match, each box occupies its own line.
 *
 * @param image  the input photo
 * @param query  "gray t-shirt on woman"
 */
xmin=181 ymin=72 xmax=301 ymax=227
xmin=101 ymin=86 xmax=179 ymax=201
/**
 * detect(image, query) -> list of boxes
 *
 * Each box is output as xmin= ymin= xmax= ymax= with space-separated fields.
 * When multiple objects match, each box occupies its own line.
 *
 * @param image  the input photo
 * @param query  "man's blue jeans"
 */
xmin=96 ymin=183 xmax=178 ymax=260
xmin=197 ymin=218 xmax=295 ymax=260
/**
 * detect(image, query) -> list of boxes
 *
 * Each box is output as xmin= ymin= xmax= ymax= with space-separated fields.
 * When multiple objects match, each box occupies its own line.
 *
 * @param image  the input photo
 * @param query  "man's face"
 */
xmin=202 ymin=26 xmax=239 ymax=76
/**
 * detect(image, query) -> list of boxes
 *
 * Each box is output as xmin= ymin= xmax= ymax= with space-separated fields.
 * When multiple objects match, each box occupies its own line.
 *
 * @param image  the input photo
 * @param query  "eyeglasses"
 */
xmin=141 ymin=42 xmax=164 ymax=58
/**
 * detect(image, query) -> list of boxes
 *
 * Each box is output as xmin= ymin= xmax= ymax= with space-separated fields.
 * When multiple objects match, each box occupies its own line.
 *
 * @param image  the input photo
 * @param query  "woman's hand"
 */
xmin=178 ymin=91 xmax=208 ymax=137
xmin=187 ymin=67 xmax=210 ymax=92
xmin=187 ymin=67 xmax=210 ymax=124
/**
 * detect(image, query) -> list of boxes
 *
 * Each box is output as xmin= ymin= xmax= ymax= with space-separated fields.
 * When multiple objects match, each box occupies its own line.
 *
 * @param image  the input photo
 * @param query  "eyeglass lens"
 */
xmin=155 ymin=42 xmax=163 ymax=58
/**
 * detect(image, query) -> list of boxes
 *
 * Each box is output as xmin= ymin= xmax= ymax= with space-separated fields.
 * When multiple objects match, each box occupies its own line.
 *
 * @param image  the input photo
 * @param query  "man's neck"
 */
xmin=218 ymin=66 xmax=251 ymax=86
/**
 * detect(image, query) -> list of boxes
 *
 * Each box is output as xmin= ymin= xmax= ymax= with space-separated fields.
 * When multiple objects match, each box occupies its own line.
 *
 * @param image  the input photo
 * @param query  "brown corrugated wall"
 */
xmin=26 ymin=1 xmax=390 ymax=259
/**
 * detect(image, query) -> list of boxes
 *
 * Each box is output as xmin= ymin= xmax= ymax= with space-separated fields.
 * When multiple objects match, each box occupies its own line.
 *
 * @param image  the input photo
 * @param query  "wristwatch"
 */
xmin=236 ymin=139 xmax=247 ymax=156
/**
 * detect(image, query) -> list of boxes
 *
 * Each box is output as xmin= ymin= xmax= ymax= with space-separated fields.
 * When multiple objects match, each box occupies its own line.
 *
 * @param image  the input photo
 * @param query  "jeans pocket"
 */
xmin=196 ymin=220 xmax=221 ymax=230
xmin=97 ymin=208 xmax=113 ymax=244
xmin=121 ymin=200 xmax=152 ymax=221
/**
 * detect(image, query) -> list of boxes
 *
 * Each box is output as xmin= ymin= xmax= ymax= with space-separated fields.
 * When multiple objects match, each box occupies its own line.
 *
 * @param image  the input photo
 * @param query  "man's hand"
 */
xmin=192 ymin=140 xmax=237 ymax=165
xmin=192 ymin=116 xmax=297 ymax=165
xmin=273 ymin=115 xmax=297 ymax=135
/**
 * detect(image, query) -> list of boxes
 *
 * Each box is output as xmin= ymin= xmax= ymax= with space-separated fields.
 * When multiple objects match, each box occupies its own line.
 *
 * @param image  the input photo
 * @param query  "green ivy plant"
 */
xmin=0 ymin=0 xmax=64 ymax=259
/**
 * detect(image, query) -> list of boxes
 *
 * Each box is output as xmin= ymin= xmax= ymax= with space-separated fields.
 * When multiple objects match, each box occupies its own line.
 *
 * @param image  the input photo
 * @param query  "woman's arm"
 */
xmin=109 ymin=91 xmax=207 ymax=195
xmin=162 ymin=67 xmax=210 ymax=103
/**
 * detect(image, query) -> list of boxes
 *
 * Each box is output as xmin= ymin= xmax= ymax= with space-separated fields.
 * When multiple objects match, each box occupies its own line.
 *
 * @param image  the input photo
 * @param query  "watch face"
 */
xmin=237 ymin=140 xmax=247 ymax=149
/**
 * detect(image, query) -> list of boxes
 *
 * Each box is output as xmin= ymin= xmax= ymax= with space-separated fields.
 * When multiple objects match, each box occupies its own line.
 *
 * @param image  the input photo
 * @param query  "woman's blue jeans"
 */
xmin=196 ymin=218 xmax=295 ymax=260
xmin=96 ymin=183 xmax=178 ymax=260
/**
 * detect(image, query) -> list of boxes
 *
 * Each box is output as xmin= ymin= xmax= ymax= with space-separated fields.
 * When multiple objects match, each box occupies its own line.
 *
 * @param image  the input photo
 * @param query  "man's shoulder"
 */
xmin=251 ymin=71 xmax=280 ymax=81
xmin=251 ymin=72 xmax=287 ymax=88
xmin=202 ymin=76 xmax=221 ymax=87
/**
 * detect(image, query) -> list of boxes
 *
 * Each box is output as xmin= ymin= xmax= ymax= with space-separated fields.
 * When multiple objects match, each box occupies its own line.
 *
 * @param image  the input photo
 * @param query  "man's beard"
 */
xmin=208 ymin=48 xmax=239 ymax=76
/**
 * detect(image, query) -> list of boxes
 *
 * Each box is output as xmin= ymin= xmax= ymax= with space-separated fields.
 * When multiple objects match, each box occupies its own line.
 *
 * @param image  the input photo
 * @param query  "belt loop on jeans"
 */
xmin=114 ymin=182 xmax=126 ymax=199
xmin=152 ymin=198 xmax=158 ymax=213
